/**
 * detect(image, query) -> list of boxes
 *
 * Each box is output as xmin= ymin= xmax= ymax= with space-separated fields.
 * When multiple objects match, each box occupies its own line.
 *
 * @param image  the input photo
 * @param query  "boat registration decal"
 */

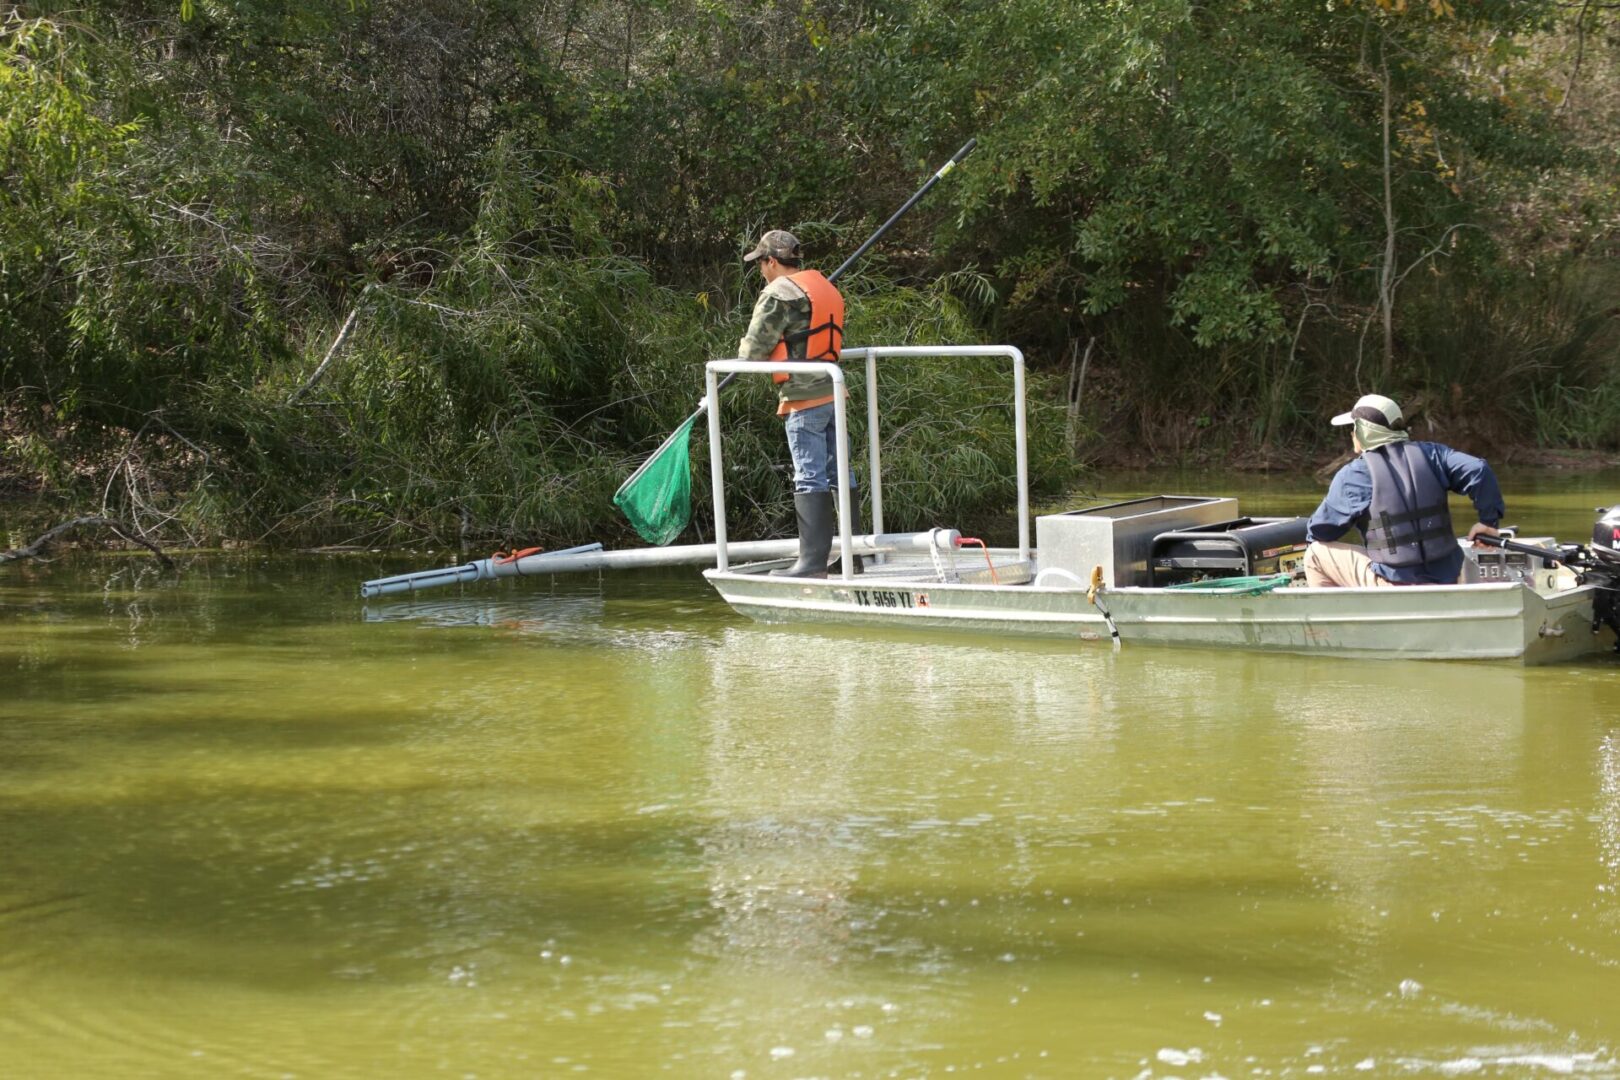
xmin=855 ymin=589 xmax=915 ymax=610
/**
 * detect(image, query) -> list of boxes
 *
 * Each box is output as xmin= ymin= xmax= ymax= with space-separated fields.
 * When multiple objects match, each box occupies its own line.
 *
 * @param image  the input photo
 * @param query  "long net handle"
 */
xmin=617 ymin=414 xmax=695 ymax=495
xmin=690 ymin=138 xmax=979 ymax=419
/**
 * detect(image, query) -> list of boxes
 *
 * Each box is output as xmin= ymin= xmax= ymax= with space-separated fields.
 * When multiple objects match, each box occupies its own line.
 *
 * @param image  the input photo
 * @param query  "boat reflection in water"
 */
xmin=675 ymin=616 xmax=1620 ymax=1073
xmin=362 ymin=593 xmax=607 ymax=638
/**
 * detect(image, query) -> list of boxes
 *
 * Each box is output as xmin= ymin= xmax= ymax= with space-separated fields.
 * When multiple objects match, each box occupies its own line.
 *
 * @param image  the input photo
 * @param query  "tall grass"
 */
xmin=1067 ymin=259 xmax=1620 ymax=459
xmin=15 ymin=147 xmax=1075 ymax=550
xmin=1399 ymin=262 xmax=1620 ymax=447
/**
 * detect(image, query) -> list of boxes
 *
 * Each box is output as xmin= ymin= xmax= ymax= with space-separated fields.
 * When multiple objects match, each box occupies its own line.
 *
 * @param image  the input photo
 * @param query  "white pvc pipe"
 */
xmin=832 ymin=374 xmax=853 ymax=581
xmin=362 ymin=542 xmax=603 ymax=598
xmin=707 ymin=365 xmax=727 ymax=571
xmin=1013 ymin=347 xmax=1028 ymax=560
xmin=704 ymin=358 xmax=851 ymax=579
xmin=361 ymin=533 xmax=960 ymax=598
xmin=833 ymin=345 xmax=1029 ymax=562
xmin=866 ymin=348 xmax=884 ymax=545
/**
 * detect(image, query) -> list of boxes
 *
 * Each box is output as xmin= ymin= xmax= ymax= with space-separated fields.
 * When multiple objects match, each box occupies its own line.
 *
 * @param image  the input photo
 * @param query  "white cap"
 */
xmin=1331 ymin=393 xmax=1403 ymax=428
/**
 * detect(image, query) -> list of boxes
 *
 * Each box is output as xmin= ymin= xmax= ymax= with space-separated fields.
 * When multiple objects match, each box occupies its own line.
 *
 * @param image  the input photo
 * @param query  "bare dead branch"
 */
xmin=1 ymin=517 xmax=176 ymax=570
xmin=1065 ymin=336 xmax=1096 ymax=456
xmin=289 ymin=284 xmax=374 ymax=404
xmin=1392 ymin=223 xmax=1479 ymax=293
xmin=1557 ymin=0 xmax=1595 ymax=118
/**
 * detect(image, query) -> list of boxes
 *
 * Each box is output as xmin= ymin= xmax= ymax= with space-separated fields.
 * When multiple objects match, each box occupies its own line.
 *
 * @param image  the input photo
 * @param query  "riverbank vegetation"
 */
xmin=3 ymin=1 xmax=1617 ymax=548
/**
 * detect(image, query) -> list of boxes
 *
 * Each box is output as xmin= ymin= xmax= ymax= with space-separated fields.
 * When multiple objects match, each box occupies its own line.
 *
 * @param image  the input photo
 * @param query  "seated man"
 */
xmin=1304 ymin=394 xmax=1502 ymax=587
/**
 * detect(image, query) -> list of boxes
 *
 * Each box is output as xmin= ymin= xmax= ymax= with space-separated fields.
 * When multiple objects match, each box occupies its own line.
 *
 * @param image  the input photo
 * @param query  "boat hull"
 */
xmin=704 ymin=564 xmax=1608 ymax=664
xmin=1102 ymin=580 xmax=1602 ymax=663
xmin=706 ymin=561 xmax=1112 ymax=638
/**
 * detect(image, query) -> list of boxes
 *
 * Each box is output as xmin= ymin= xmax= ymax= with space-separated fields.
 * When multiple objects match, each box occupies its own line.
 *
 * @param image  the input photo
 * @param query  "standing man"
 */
xmin=736 ymin=229 xmax=855 ymax=578
xmin=1304 ymin=393 xmax=1503 ymax=587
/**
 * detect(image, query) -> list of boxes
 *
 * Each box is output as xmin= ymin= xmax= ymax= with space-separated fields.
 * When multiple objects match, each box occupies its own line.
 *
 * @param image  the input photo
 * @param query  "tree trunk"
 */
xmin=1379 ymin=38 xmax=1397 ymax=384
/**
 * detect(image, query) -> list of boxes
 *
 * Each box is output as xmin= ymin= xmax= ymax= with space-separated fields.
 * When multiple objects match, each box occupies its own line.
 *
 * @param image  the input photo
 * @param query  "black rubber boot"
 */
xmin=771 ymin=492 xmax=835 ymax=578
xmin=828 ymin=500 xmax=865 ymax=576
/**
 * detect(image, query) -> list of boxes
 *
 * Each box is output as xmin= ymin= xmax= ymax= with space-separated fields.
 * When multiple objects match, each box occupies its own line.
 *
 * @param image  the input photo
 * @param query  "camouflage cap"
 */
xmin=742 ymin=229 xmax=802 ymax=263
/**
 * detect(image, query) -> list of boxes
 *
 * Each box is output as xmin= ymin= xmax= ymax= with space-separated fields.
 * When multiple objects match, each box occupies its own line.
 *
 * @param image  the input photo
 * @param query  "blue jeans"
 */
xmin=783 ymin=402 xmax=858 ymax=496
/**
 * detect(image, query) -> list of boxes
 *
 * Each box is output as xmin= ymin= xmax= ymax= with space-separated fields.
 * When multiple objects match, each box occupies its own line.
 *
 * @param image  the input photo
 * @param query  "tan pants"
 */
xmin=1302 ymin=541 xmax=1400 ymax=588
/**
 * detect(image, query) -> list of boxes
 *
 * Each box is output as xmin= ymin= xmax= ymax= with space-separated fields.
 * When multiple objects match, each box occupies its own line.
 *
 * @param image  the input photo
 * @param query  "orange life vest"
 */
xmin=769 ymin=269 xmax=845 ymax=383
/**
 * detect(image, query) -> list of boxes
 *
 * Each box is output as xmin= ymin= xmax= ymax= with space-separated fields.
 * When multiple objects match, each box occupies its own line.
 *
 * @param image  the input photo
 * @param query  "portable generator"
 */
xmin=1148 ymin=517 xmax=1310 ymax=586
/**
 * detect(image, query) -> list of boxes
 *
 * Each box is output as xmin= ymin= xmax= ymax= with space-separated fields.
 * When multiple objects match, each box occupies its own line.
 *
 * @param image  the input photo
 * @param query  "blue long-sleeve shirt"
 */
xmin=1307 ymin=441 xmax=1504 ymax=584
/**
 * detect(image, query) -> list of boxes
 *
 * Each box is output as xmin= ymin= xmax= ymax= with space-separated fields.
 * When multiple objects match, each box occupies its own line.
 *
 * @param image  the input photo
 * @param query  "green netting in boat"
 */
xmin=1163 ymin=574 xmax=1294 ymax=595
xmin=614 ymin=415 xmax=696 ymax=546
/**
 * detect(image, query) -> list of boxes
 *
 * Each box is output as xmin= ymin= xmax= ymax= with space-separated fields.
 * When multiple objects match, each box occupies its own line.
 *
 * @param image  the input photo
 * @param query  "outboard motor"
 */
xmin=1479 ymin=516 xmax=1620 ymax=652
xmin=1589 ymin=507 xmax=1620 ymax=650
xmin=1595 ymin=505 xmax=1620 ymax=556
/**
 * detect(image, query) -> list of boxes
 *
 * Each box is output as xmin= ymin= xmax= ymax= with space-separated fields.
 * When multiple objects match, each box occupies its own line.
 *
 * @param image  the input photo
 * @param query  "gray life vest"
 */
xmin=1364 ymin=441 xmax=1453 ymax=568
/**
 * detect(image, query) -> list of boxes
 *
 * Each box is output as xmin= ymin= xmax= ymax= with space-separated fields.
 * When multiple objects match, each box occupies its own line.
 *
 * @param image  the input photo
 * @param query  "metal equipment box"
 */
xmin=1036 ymin=496 xmax=1238 ymax=586
xmin=1148 ymin=517 xmax=1309 ymax=585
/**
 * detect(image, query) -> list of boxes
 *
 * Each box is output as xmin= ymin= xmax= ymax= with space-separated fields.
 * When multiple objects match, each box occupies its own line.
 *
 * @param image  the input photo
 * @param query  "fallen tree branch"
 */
xmin=288 ymin=283 xmax=373 ymax=404
xmin=1 ymin=517 xmax=176 ymax=569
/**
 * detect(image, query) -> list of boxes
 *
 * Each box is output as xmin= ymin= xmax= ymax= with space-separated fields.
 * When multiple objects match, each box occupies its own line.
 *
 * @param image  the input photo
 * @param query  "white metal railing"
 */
xmin=704 ymin=345 xmax=1029 ymax=580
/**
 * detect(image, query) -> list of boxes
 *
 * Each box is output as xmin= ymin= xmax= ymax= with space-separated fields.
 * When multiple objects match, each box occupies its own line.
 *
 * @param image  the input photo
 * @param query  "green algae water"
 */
xmin=4 ymin=472 xmax=1620 ymax=1079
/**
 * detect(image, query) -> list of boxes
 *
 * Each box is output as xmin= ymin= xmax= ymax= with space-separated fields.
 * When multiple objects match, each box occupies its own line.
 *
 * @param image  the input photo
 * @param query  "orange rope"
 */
xmin=954 ymin=537 xmax=999 ymax=584
xmin=492 ymin=546 xmax=544 ymax=565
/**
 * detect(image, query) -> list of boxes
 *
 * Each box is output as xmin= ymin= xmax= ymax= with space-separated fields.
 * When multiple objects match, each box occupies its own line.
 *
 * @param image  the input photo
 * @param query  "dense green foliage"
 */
xmin=2 ymin=1 xmax=1616 ymax=546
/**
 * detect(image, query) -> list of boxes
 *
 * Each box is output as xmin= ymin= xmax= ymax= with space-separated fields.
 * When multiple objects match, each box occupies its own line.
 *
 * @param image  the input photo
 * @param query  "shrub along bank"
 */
xmin=2 ymin=3 xmax=1617 ymax=549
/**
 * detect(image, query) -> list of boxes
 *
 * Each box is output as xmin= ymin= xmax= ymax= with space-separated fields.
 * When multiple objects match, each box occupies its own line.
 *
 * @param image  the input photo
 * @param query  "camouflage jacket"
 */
xmin=737 ymin=274 xmax=832 ymax=407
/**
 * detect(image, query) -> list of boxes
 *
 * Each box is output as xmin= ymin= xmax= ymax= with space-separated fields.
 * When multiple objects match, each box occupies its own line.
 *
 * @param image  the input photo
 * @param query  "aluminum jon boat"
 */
xmin=698 ymin=345 xmax=1620 ymax=664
